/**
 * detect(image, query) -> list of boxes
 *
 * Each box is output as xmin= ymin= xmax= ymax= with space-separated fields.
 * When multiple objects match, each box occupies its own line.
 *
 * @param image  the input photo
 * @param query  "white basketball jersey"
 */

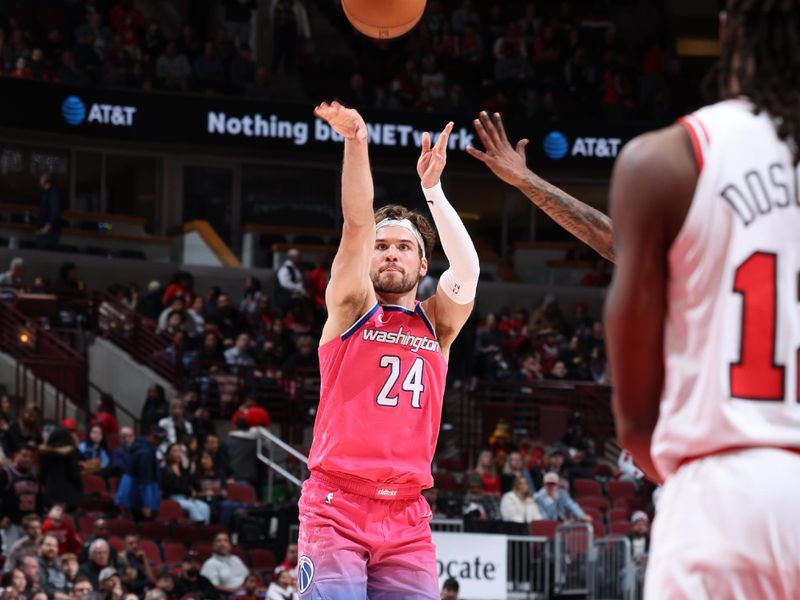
xmin=651 ymin=99 xmax=800 ymax=479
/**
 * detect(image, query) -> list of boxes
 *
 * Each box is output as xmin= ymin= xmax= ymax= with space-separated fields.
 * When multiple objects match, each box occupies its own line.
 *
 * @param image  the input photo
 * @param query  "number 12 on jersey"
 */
xmin=377 ymin=355 xmax=425 ymax=408
xmin=730 ymin=251 xmax=799 ymax=401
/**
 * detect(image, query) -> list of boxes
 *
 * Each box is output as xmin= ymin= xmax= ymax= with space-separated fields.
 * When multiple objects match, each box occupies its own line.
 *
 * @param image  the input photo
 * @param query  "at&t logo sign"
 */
xmin=543 ymin=131 xmax=622 ymax=160
xmin=61 ymin=95 xmax=137 ymax=127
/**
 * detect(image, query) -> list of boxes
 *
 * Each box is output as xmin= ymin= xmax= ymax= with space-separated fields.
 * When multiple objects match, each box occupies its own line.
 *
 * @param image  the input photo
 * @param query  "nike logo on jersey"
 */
xmin=362 ymin=326 xmax=440 ymax=353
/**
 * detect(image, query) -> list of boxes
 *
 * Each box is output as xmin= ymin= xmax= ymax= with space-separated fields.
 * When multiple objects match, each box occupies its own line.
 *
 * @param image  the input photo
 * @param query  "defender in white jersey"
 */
xmin=605 ymin=1 xmax=800 ymax=598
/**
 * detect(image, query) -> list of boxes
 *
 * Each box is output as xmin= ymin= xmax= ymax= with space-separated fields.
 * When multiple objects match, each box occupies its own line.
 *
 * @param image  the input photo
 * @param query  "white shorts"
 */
xmin=645 ymin=448 xmax=800 ymax=600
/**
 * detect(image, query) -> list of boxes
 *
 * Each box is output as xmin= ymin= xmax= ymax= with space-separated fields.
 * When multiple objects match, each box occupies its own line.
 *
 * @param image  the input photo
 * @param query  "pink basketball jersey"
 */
xmin=307 ymin=302 xmax=448 ymax=488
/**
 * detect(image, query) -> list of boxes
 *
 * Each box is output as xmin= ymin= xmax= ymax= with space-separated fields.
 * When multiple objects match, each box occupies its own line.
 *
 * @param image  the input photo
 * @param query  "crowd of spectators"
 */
xmin=0 ymin=0 xmax=680 ymax=121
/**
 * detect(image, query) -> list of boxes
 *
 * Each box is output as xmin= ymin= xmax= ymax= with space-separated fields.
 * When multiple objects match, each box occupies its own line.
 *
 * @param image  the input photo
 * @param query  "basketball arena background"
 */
xmin=0 ymin=1 xmax=722 ymax=598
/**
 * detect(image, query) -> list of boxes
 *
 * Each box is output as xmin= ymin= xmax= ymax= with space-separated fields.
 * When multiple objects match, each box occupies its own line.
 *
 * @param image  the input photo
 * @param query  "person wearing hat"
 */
xmin=174 ymin=551 xmax=218 ymax=600
xmin=533 ymin=472 xmax=590 ymax=522
xmin=98 ymin=566 xmax=123 ymax=600
xmin=629 ymin=511 xmax=650 ymax=566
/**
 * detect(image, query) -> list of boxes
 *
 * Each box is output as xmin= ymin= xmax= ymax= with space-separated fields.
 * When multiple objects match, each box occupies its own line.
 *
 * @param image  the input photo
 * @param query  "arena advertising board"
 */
xmin=0 ymin=79 xmax=648 ymax=169
xmin=432 ymin=531 xmax=507 ymax=599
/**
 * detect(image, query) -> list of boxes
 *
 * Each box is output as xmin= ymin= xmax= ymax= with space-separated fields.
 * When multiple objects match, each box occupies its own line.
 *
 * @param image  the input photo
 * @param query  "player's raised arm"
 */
xmin=314 ymin=102 xmax=377 ymax=342
xmin=467 ymin=111 xmax=615 ymax=263
xmin=419 ymin=122 xmax=480 ymax=353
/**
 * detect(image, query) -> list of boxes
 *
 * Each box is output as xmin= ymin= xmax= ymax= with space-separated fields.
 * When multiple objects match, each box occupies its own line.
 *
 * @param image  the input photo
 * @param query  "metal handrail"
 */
xmin=256 ymin=426 xmax=308 ymax=501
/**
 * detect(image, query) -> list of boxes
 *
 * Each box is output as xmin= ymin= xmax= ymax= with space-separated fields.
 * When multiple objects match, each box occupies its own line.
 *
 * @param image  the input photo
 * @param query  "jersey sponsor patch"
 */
xmin=298 ymin=555 xmax=314 ymax=593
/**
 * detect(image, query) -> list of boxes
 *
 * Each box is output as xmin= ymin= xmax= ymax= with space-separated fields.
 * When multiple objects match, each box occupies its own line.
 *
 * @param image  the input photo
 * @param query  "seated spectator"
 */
xmin=98 ymin=567 xmax=123 ymax=600
xmin=140 ymin=385 xmax=169 ymax=436
xmin=117 ymin=534 xmax=154 ymax=595
xmin=274 ymin=543 xmax=297 ymax=587
xmin=114 ymin=429 xmax=163 ymax=519
xmin=158 ymin=400 xmax=194 ymax=455
xmin=461 ymin=472 xmax=500 ymax=521
xmin=38 ymin=534 xmax=70 ymax=600
xmin=156 ymin=40 xmax=191 ymax=90
xmin=109 ymin=427 xmax=135 ymax=479
xmin=175 ymin=551 xmax=218 ymax=600
xmin=532 ymin=446 xmax=568 ymax=490
xmin=2 ymin=514 xmax=42 ymax=575
xmin=533 ymin=472 xmax=589 ymax=522
xmin=440 ymin=577 xmax=459 ymax=600
xmin=198 ymin=332 xmax=225 ymax=364
xmin=0 ymin=445 xmax=43 ymax=550
xmin=501 ymin=451 xmax=536 ymax=494
xmin=21 ymin=554 xmax=45 ymax=597
xmin=78 ymin=520 xmax=119 ymax=567
xmin=161 ymin=443 xmax=211 ymax=524
xmin=187 ymin=296 xmax=206 ymax=335
xmin=225 ymin=333 xmax=256 ymax=367
xmin=71 ymin=576 xmax=94 ymax=600
xmin=158 ymin=296 xmax=195 ymax=338
xmin=79 ymin=425 xmax=111 ymax=473
xmin=60 ymin=553 xmax=80 ymax=587
xmin=471 ymin=449 xmax=501 ymax=494
xmin=282 ymin=335 xmax=318 ymax=373
xmin=265 ymin=570 xmax=296 ymax=600
xmin=3 ymin=403 xmax=43 ymax=457
xmin=0 ymin=257 xmax=24 ymax=287
xmin=512 ymin=352 xmax=544 ymax=392
xmin=203 ymin=434 xmax=232 ymax=479
xmin=89 ymin=395 xmax=119 ymax=436
xmin=78 ymin=540 xmax=115 ymax=590
xmin=3 ymin=568 xmax=28 ymax=597
xmin=500 ymin=475 xmax=542 ymax=524
xmin=209 ymin=294 xmax=245 ymax=343
xmin=42 ymin=505 xmax=82 ymax=556
xmin=200 ymin=533 xmax=249 ymax=594
xmin=154 ymin=569 xmax=178 ymax=600
xmin=193 ymin=451 xmax=240 ymax=528
xmin=421 ymin=487 xmax=447 ymax=519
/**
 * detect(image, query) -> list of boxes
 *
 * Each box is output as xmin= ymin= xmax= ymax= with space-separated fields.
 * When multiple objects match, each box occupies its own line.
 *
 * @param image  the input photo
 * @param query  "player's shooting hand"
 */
xmin=417 ymin=121 xmax=454 ymax=189
xmin=314 ymin=101 xmax=367 ymax=142
xmin=466 ymin=111 xmax=530 ymax=188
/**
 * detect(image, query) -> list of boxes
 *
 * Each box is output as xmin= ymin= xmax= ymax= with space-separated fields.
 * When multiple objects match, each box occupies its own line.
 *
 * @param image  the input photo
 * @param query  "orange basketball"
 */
xmin=342 ymin=0 xmax=427 ymax=40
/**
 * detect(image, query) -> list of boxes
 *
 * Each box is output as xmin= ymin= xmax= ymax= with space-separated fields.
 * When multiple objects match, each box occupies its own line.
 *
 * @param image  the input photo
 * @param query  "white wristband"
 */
xmin=422 ymin=182 xmax=480 ymax=304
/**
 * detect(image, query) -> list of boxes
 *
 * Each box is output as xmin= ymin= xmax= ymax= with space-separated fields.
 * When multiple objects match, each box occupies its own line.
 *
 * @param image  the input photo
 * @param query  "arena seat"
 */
xmin=573 ymin=478 xmax=602 ymax=498
xmin=530 ymin=519 xmax=560 ymax=540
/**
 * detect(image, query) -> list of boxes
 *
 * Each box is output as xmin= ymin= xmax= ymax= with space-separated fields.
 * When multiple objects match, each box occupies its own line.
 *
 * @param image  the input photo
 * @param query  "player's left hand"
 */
xmin=466 ymin=111 xmax=530 ymax=189
xmin=417 ymin=121 xmax=454 ymax=189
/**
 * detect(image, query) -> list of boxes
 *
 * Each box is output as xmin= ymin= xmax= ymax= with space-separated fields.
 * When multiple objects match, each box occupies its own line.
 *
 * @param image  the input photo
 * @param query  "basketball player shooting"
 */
xmin=602 ymin=1 xmax=800 ymax=597
xmin=296 ymin=101 xmax=479 ymax=599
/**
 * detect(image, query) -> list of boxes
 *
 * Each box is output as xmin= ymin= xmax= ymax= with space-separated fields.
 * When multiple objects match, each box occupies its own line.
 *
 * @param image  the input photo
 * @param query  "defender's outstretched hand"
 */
xmin=417 ymin=121 xmax=454 ymax=189
xmin=314 ymin=100 xmax=367 ymax=141
xmin=466 ymin=111 xmax=530 ymax=188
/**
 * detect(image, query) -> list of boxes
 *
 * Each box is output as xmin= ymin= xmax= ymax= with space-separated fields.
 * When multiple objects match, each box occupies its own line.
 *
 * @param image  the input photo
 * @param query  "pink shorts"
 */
xmin=297 ymin=472 xmax=438 ymax=600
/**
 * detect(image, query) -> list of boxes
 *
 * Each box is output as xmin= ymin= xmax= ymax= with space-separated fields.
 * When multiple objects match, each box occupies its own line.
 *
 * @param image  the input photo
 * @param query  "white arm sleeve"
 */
xmin=423 ymin=182 xmax=480 ymax=304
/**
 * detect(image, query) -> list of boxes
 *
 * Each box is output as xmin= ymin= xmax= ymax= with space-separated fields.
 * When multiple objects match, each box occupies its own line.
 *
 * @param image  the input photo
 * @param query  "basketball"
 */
xmin=342 ymin=0 xmax=427 ymax=40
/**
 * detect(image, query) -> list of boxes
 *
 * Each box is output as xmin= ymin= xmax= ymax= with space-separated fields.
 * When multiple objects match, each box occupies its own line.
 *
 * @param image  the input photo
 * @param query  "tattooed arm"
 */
xmin=466 ymin=111 xmax=615 ymax=263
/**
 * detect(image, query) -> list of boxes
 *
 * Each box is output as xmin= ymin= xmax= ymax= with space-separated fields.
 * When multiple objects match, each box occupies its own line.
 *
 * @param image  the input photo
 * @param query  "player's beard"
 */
xmin=371 ymin=267 xmax=418 ymax=294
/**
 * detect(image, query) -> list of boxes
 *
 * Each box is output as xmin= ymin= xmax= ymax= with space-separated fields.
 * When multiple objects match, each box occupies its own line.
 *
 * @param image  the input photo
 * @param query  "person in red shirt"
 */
xmin=274 ymin=543 xmax=297 ymax=586
xmin=162 ymin=271 xmax=195 ymax=306
xmin=472 ymin=449 xmax=501 ymax=494
xmin=41 ymin=504 xmax=82 ymax=555
xmin=90 ymin=394 xmax=119 ymax=435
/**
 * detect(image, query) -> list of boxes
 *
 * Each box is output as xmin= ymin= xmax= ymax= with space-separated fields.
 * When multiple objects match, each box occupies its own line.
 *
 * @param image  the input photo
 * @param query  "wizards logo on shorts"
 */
xmin=298 ymin=555 xmax=314 ymax=593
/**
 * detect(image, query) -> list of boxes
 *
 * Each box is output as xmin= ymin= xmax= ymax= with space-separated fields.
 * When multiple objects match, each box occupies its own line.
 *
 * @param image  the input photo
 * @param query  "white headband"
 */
xmin=375 ymin=218 xmax=426 ymax=259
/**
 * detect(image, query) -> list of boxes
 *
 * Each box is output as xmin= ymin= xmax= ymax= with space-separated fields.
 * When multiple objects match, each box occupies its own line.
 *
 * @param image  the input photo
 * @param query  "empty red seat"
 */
xmin=162 ymin=542 xmax=188 ymax=565
xmin=199 ymin=524 xmax=228 ymax=541
xmin=610 ymin=521 xmax=633 ymax=536
xmin=138 ymin=521 xmax=169 ymax=541
xmin=530 ymin=519 xmax=560 ymax=539
xmin=227 ymin=482 xmax=258 ymax=505
xmin=82 ymin=474 xmax=108 ymax=495
xmin=109 ymin=518 xmax=136 ymax=538
xmin=608 ymin=507 xmax=629 ymax=523
xmin=572 ymin=478 xmax=602 ymax=498
xmin=606 ymin=480 xmax=637 ymax=500
xmin=158 ymin=499 xmax=186 ymax=521
xmin=170 ymin=521 xmax=200 ymax=544
xmin=231 ymin=546 xmax=249 ymax=563
xmin=139 ymin=539 xmax=163 ymax=565
xmin=582 ymin=507 xmax=604 ymax=523
xmin=579 ymin=496 xmax=610 ymax=512
xmin=108 ymin=536 xmax=126 ymax=553
xmin=194 ymin=542 xmax=213 ymax=562
xmin=250 ymin=548 xmax=276 ymax=571
xmin=591 ymin=518 xmax=606 ymax=537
